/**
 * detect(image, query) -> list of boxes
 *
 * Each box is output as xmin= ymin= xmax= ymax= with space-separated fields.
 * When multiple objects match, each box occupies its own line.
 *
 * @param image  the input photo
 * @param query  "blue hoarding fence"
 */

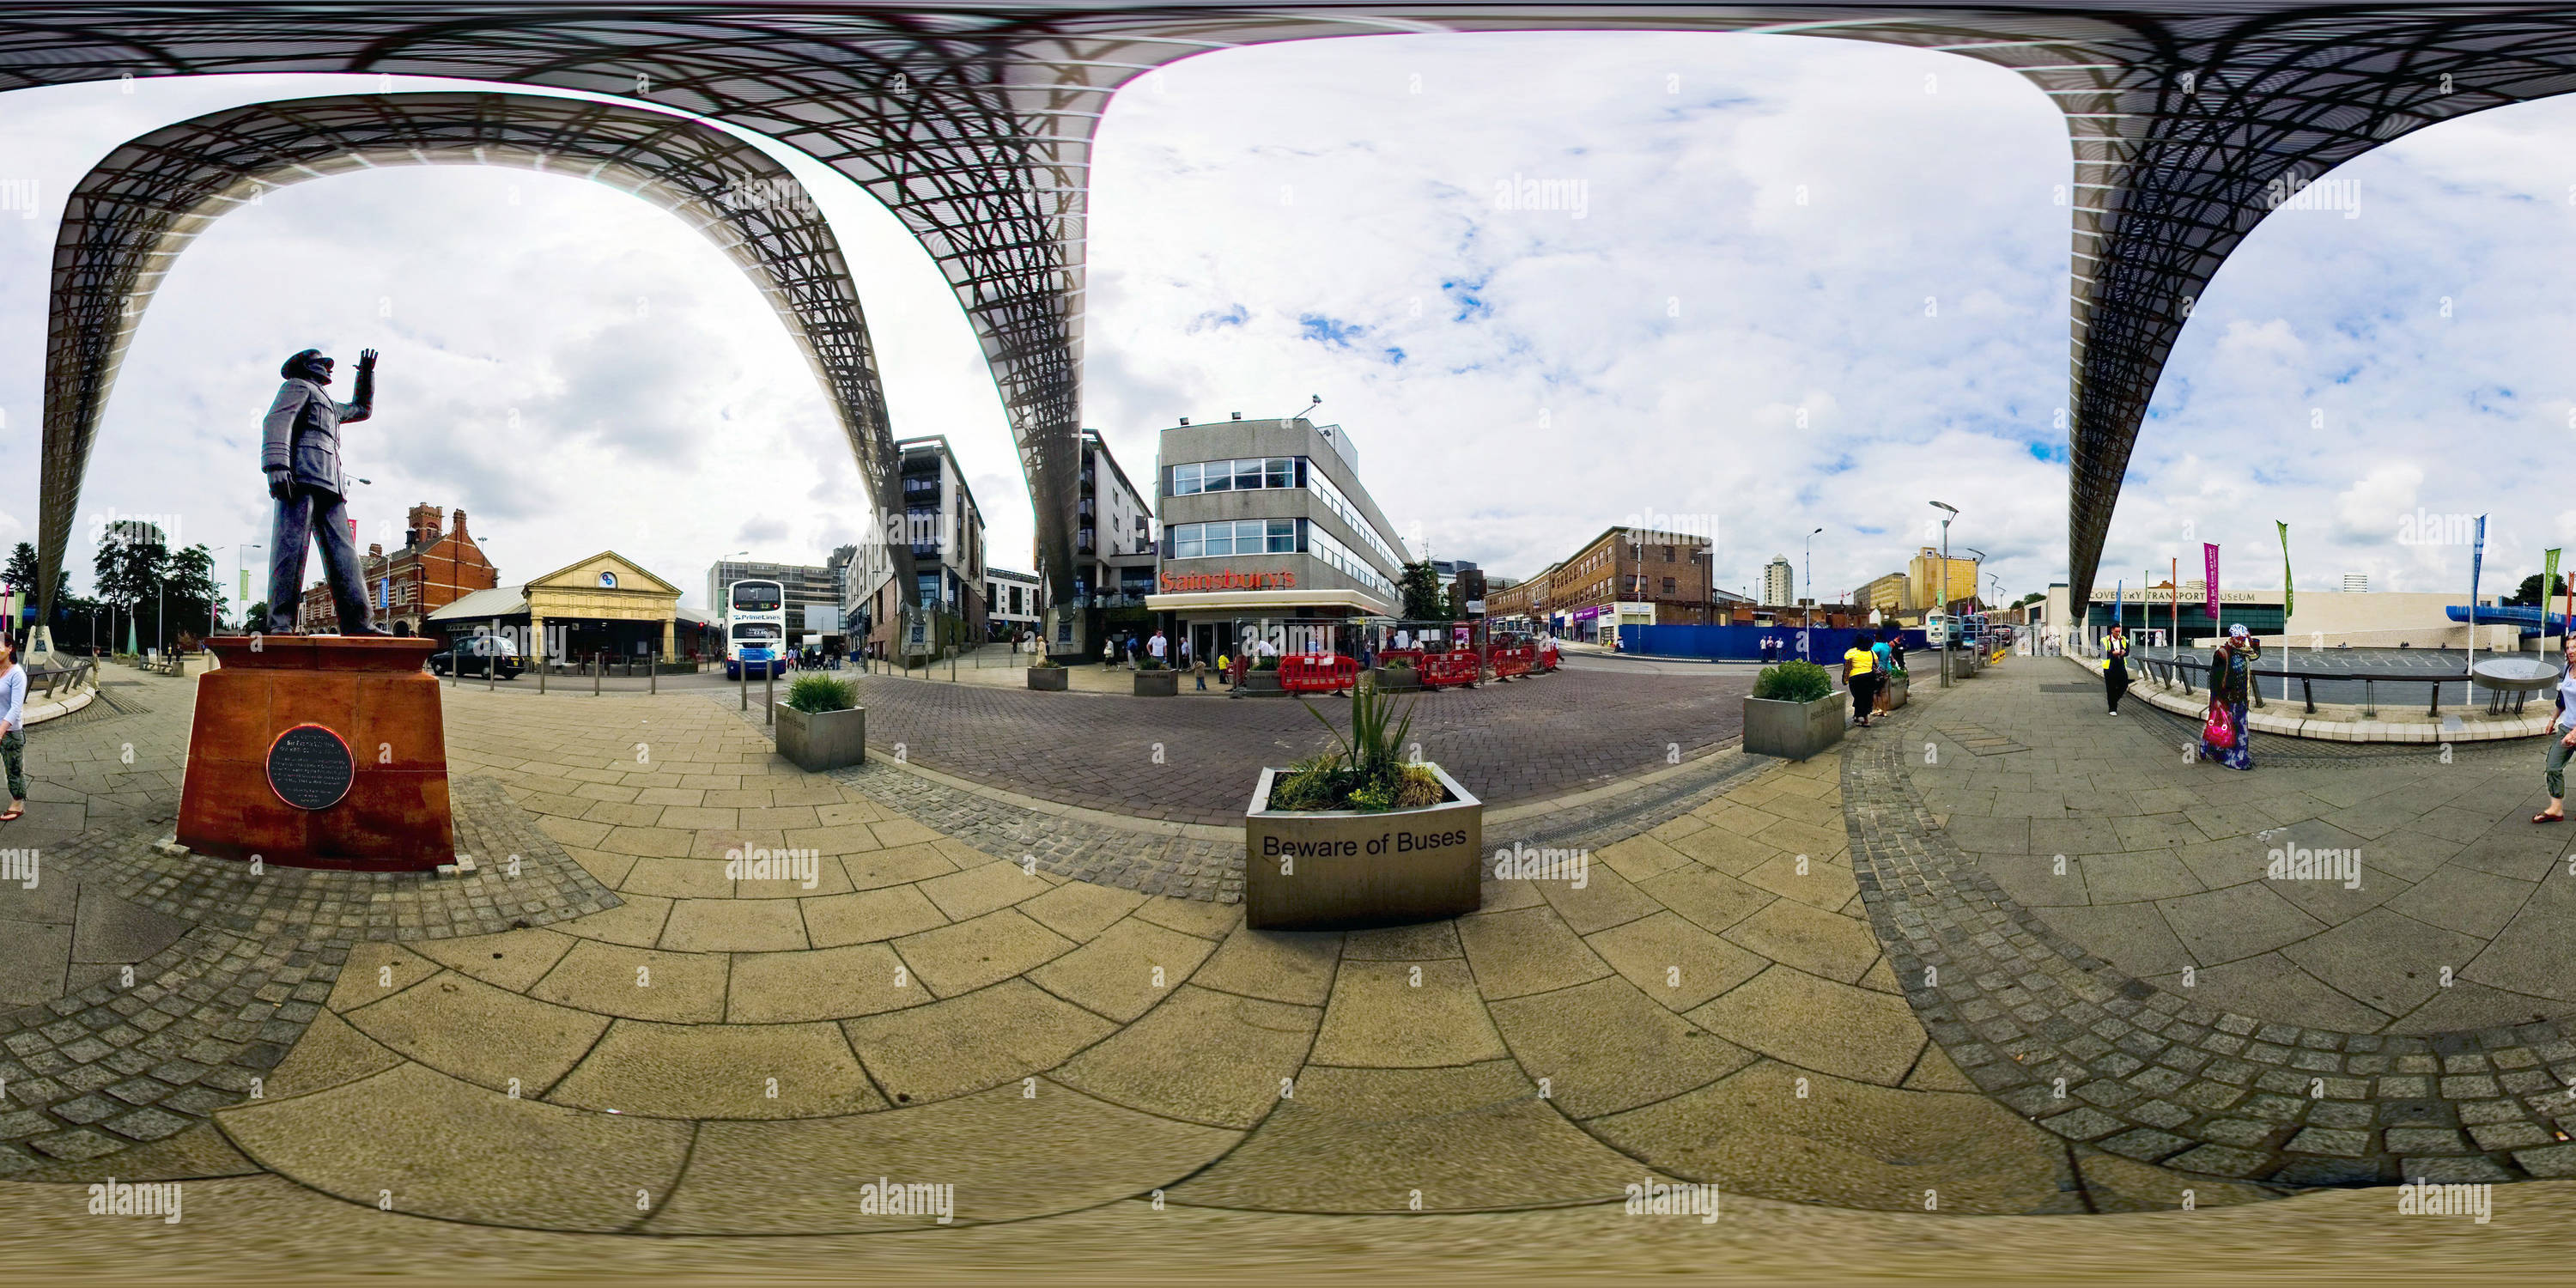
xmin=1618 ymin=623 xmax=1930 ymax=663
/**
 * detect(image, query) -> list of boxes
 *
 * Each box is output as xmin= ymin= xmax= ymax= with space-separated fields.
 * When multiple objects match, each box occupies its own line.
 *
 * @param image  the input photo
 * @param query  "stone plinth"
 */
xmin=177 ymin=635 xmax=454 ymax=871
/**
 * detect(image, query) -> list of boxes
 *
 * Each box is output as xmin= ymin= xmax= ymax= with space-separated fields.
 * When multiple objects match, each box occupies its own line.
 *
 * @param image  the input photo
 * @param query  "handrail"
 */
xmin=2135 ymin=653 xmax=2473 ymax=717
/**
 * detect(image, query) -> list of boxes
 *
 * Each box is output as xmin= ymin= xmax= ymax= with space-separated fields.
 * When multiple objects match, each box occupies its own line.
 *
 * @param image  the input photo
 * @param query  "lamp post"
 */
xmin=1931 ymin=502 xmax=1958 ymax=687
xmin=1801 ymin=527 xmax=1823 ymax=661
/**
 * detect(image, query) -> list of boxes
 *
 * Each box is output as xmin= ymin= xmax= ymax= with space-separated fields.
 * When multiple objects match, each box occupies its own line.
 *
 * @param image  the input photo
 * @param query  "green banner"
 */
xmin=2276 ymin=521 xmax=2293 ymax=620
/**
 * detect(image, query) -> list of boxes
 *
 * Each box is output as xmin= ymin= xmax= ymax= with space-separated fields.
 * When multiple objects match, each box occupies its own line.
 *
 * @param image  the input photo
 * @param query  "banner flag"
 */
xmin=2203 ymin=544 xmax=2220 ymax=622
xmin=2276 ymin=521 xmax=2293 ymax=619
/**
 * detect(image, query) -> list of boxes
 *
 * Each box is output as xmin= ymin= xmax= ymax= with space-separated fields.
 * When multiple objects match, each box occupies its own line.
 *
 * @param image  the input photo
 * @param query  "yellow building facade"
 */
xmin=526 ymin=551 xmax=683 ymax=660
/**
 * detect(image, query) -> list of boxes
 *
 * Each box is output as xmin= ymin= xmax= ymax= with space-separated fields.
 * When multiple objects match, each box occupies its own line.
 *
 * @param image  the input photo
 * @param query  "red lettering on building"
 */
xmin=1159 ymin=569 xmax=1298 ymax=594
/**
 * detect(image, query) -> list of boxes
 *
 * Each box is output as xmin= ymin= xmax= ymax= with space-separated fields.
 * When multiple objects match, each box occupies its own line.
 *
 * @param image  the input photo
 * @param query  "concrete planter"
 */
xmin=1742 ymin=691 xmax=1848 ymax=762
xmin=1369 ymin=666 xmax=1422 ymax=692
xmin=1026 ymin=666 xmax=1069 ymax=691
xmin=1246 ymin=764 xmax=1483 ymax=930
xmin=1239 ymin=669 xmax=1284 ymax=695
xmin=1133 ymin=669 xmax=1180 ymax=696
xmin=774 ymin=703 xmax=866 ymax=773
xmin=1883 ymin=671 xmax=1910 ymax=710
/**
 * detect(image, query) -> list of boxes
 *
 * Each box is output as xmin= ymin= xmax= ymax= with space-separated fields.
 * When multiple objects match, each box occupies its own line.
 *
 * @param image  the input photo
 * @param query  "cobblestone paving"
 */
xmin=1849 ymin=695 xmax=2576 ymax=1188
xmin=725 ymin=695 xmax=1776 ymax=904
xmin=798 ymin=666 xmax=1747 ymax=825
xmin=0 ymin=777 xmax=615 ymax=1172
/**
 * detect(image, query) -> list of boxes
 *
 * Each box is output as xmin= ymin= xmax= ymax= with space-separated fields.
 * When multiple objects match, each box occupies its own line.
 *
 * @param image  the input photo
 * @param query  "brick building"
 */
xmin=299 ymin=503 xmax=497 ymax=635
xmin=1487 ymin=562 xmax=1556 ymax=627
xmin=1553 ymin=526 xmax=1720 ymax=634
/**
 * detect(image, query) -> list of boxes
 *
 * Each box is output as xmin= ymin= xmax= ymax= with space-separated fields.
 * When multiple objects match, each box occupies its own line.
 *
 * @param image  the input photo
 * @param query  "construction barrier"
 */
xmin=1280 ymin=653 xmax=1360 ymax=694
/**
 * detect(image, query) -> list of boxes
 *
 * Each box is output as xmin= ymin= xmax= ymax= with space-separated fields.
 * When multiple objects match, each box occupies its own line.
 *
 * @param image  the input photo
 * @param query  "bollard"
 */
xmin=739 ymin=659 xmax=748 ymax=710
xmin=765 ymin=664 xmax=775 ymax=726
xmin=650 ymin=652 xmax=658 ymax=695
xmin=538 ymin=653 xmax=546 ymax=693
xmin=593 ymin=653 xmax=601 ymax=696
xmin=487 ymin=653 xmax=495 ymax=691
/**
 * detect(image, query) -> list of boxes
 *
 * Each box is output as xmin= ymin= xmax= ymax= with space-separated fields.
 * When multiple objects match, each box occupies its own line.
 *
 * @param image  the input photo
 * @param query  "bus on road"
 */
xmin=723 ymin=578 xmax=787 ymax=680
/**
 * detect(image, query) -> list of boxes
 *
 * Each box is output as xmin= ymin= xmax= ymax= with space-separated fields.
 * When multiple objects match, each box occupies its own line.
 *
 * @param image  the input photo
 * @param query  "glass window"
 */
xmin=1266 ymin=458 xmax=1294 ymax=489
xmin=1175 ymin=527 xmax=1202 ymax=557
xmin=1202 ymin=465 xmax=1230 ymax=492
xmin=1267 ymin=519 xmax=1296 ymax=552
xmin=1206 ymin=525 xmax=1236 ymax=556
xmin=1233 ymin=459 xmax=1262 ymax=490
xmin=1173 ymin=463 xmax=1200 ymax=495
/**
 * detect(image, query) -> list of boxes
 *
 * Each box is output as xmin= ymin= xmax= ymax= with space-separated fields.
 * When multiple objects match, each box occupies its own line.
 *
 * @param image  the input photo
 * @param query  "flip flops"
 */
xmin=0 ymin=808 xmax=21 ymax=823
xmin=2536 ymin=812 xmax=2565 ymax=825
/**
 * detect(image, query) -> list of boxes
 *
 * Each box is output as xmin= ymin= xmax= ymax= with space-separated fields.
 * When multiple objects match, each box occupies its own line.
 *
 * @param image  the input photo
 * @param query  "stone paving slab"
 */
xmin=1849 ymin=670 xmax=2576 ymax=1188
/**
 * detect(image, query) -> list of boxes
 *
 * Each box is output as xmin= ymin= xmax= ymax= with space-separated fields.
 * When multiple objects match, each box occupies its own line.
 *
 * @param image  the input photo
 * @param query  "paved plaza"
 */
xmin=10 ymin=656 xmax=2576 ymax=1274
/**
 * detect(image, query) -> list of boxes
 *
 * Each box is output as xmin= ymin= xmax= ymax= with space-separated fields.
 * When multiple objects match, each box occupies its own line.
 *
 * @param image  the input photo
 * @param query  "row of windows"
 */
xmin=1301 ymin=463 xmax=1406 ymax=574
xmin=1305 ymin=522 xmax=1400 ymax=601
xmin=1164 ymin=519 xmax=1399 ymax=601
xmin=1173 ymin=519 xmax=1297 ymax=558
xmin=1170 ymin=457 xmax=1296 ymax=495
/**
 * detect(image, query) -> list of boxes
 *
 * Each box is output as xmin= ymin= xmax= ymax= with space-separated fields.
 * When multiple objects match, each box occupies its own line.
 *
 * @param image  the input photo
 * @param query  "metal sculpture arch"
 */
xmin=37 ymin=89 xmax=916 ymax=620
xmin=14 ymin=5 xmax=2576 ymax=612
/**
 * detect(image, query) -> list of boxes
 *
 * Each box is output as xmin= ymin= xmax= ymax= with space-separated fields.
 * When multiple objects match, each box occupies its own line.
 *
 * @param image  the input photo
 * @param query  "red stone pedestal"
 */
xmin=177 ymin=636 xmax=454 ymax=872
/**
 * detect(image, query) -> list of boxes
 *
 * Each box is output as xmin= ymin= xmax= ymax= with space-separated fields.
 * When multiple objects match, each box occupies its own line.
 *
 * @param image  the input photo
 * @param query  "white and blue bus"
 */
xmin=723 ymin=579 xmax=787 ymax=679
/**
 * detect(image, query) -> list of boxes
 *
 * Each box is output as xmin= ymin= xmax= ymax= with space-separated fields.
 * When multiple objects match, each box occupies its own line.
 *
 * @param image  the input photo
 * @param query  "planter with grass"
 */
xmin=1027 ymin=659 xmax=1068 ymax=691
xmin=774 ymin=674 xmax=866 ymax=772
xmin=1133 ymin=658 xmax=1179 ymax=696
xmin=1369 ymin=661 xmax=1422 ymax=692
xmin=1882 ymin=670 xmax=1909 ymax=710
xmin=1742 ymin=660 xmax=1848 ymax=762
xmin=1246 ymin=679 xmax=1482 ymax=930
xmin=1236 ymin=656 xmax=1285 ymax=696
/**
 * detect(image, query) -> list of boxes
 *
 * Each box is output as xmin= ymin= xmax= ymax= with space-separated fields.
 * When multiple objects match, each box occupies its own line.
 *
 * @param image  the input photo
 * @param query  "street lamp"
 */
xmin=1801 ymin=527 xmax=1824 ymax=661
xmin=1931 ymin=502 xmax=1958 ymax=687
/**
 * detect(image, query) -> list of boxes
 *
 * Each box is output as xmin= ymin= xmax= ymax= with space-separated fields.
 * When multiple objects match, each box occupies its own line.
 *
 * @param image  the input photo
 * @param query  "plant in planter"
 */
xmin=1027 ymin=655 xmax=1068 ymax=690
xmin=1742 ymin=659 xmax=1846 ymax=762
xmin=1245 ymin=678 xmax=1482 ymax=929
xmin=774 ymin=673 xmax=866 ymax=772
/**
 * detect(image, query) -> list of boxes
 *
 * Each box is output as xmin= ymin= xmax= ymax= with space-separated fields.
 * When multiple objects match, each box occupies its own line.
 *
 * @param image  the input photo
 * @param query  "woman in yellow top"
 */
xmin=1843 ymin=638 xmax=1879 ymax=728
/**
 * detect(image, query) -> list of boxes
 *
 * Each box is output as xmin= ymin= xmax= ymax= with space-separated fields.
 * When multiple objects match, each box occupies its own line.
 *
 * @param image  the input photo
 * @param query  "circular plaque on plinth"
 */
xmin=2472 ymin=658 xmax=2561 ymax=693
xmin=267 ymin=724 xmax=355 ymax=811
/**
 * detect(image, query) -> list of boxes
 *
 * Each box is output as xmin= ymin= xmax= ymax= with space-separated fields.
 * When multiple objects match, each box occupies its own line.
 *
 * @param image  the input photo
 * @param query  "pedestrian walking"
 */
xmin=1217 ymin=651 xmax=1231 ymax=687
xmin=2103 ymin=623 xmax=2131 ymax=715
xmin=1147 ymin=629 xmax=1168 ymax=668
xmin=0 ymin=639 xmax=25 ymax=823
xmin=2198 ymin=623 xmax=2257 ymax=771
xmin=2537 ymin=640 xmax=2576 ymax=823
xmin=1842 ymin=636 xmax=1879 ymax=728
xmin=1870 ymin=630 xmax=1897 ymax=714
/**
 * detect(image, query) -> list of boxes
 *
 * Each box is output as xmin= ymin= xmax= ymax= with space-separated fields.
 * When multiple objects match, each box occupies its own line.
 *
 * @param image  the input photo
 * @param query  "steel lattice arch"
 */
xmin=12 ymin=3 xmax=2576 ymax=617
xmin=39 ymin=90 xmax=917 ymax=622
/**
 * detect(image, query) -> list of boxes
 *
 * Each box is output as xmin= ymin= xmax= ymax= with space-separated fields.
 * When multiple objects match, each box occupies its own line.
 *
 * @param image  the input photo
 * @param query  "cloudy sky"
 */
xmin=2 ymin=31 xmax=2573 ymax=617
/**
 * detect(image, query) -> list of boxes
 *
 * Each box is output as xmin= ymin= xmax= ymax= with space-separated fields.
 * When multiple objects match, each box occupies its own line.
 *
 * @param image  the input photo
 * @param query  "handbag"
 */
xmin=2202 ymin=702 xmax=2237 ymax=750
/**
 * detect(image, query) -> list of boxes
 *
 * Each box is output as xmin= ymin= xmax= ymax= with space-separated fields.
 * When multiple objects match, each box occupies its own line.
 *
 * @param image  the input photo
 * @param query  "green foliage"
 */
xmin=1251 ymin=656 xmax=1279 ymax=671
xmin=3 ymin=543 xmax=39 ymax=599
xmin=1399 ymin=562 xmax=1449 ymax=621
xmin=1753 ymin=659 xmax=1833 ymax=703
xmin=1031 ymin=656 xmax=1061 ymax=669
xmin=784 ymin=673 xmax=858 ymax=714
xmin=2507 ymin=573 xmax=2570 ymax=607
xmin=1262 ymin=677 xmax=1437 ymax=813
xmin=1136 ymin=654 xmax=1166 ymax=671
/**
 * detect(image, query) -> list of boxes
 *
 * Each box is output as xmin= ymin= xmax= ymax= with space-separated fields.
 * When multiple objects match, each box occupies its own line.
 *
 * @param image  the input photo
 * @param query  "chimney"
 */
xmin=368 ymin=543 xmax=383 ymax=560
xmin=451 ymin=509 xmax=469 ymax=539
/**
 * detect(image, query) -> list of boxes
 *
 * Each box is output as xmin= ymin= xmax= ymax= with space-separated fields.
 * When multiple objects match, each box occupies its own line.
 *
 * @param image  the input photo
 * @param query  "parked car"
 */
xmin=428 ymin=637 xmax=525 ymax=679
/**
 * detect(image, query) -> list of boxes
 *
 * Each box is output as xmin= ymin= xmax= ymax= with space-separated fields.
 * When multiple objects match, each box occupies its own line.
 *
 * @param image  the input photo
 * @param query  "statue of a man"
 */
xmin=261 ymin=347 xmax=382 ymax=635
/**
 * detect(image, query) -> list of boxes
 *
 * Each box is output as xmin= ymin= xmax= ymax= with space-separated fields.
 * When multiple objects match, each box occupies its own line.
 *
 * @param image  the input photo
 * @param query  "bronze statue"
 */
xmin=261 ymin=347 xmax=381 ymax=635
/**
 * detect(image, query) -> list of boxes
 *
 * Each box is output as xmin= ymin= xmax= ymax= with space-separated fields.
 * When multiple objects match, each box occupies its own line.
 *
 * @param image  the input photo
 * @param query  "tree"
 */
xmin=94 ymin=524 xmax=168 ymax=653
xmin=2506 ymin=574 xmax=2568 ymax=607
xmin=245 ymin=601 xmax=271 ymax=633
xmin=1398 ymin=562 xmax=1446 ymax=621
xmin=2014 ymin=592 xmax=2045 ymax=608
xmin=3 ymin=542 xmax=38 ymax=598
xmin=167 ymin=544 xmax=224 ymax=641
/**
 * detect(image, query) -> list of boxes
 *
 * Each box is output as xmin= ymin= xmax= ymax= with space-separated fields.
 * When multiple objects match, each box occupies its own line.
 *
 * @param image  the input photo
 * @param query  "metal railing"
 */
xmin=2132 ymin=653 xmax=2477 ymax=719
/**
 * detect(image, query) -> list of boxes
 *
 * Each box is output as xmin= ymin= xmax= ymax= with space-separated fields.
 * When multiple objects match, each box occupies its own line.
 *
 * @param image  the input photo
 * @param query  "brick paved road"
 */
xmin=849 ymin=666 xmax=1750 ymax=824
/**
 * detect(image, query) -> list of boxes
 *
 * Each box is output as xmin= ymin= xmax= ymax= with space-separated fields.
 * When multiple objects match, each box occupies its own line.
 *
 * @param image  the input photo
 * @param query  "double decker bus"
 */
xmin=723 ymin=579 xmax=787 ymax=680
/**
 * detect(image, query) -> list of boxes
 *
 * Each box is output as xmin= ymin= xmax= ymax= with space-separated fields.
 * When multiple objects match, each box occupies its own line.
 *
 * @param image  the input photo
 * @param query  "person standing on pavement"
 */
xmin=0 ymin=639 xmax=25 ymax=823
xmin=2103 ymin=623 xmax=2131 ymax=715
xmin=2199 ymin=623 xmax=2257 ymax=770
xmin=1871 ymin=630 xmax=1897 ymax=714
xmin=1148 ymin=629 xmax=1168 ymax=669
xmin=2537 ymin=640 xmax=2576 ymax=823
xmin=1842 ymin=636 xmax=1879 ymax=728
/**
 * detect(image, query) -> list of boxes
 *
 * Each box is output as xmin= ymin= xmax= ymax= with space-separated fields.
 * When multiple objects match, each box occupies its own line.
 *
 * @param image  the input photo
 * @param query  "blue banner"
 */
xmin=2472 ymin=515 xmax=2488 ymax=611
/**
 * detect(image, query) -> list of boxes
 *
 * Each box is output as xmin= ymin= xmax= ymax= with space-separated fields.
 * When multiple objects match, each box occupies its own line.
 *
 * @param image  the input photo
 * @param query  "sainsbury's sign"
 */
xmin=1160 ymin=569 xmax=1297 ymax=593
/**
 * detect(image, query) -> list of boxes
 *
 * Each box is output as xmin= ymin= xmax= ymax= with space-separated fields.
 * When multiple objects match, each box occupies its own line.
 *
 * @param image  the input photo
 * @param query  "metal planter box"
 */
xmin=774 ymin=703 xmax=866 ymax=773
xmin=1133 ymin=669 xmax=1180 ymax=696
xmin=1742 ymin=691 xmax=1848 ymax=762
xmin=1026 ymin=667 xmax=1069 ymax=691
xmin=1246 ymin=764 xmax=1483 ymax=930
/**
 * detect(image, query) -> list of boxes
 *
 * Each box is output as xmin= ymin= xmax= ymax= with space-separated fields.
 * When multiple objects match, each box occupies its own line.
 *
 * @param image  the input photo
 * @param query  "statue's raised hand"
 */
xmin=357 ymin=348 xmax=379 ymax=372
